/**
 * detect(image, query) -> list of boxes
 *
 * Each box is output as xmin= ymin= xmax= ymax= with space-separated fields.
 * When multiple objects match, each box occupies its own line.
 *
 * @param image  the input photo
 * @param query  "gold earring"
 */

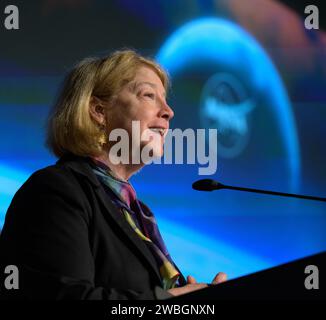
xmin=98 ymin=124 xmax=107 ymax=147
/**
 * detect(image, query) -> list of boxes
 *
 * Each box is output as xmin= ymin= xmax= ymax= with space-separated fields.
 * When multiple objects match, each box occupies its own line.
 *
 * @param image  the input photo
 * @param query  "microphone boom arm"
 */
xmin=192 ymin=179 xmax=326 ymax=202
xmin=224 ymin=185 xmax=326 ymax=202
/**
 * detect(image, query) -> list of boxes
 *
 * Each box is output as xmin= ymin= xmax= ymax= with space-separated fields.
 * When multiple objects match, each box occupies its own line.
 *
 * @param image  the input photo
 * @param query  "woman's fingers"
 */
xmin=187 ymin=275 xmax=197 ymax=284
xmin=168 ymin=273 xmax=227 ymax=297
xmin=167 ymin=283 xmax=208 ymax=296
xmin=211 ymin=272 xmax=227 ymax=284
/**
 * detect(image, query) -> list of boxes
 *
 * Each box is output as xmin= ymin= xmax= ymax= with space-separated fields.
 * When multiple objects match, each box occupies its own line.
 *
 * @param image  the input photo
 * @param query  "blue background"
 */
xmin=0 ymin=0 xmax=325 ymax=282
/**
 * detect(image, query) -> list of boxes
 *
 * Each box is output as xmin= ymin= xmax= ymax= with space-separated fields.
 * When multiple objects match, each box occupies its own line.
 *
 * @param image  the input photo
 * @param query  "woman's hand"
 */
xmin=167 ymin=272 xmax=227 ymax=296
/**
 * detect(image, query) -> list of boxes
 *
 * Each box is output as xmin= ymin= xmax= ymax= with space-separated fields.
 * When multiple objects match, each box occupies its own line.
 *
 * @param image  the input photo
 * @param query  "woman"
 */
xmin=0 ymin=50 xmax=226 ymax=300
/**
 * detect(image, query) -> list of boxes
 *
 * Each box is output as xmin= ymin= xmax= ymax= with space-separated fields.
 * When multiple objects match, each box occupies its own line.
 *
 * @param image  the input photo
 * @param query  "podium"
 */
xmin=173 ymin=251 xmax=325 ymax=300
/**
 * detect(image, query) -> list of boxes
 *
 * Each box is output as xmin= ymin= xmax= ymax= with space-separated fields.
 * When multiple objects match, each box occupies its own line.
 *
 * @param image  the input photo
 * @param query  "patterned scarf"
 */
xmin=90 ymin=159 xmax=180 ymax=290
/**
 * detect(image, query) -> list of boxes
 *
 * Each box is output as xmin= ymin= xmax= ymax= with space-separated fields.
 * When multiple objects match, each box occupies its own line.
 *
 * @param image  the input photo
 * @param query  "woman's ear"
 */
xmin=89 ymin=96 xmax=106 ymax=125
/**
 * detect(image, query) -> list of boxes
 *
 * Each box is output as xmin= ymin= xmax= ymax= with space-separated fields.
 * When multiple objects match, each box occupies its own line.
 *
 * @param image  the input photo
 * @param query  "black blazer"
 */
xmin=0 ymin=154 xmax=185 ymax=300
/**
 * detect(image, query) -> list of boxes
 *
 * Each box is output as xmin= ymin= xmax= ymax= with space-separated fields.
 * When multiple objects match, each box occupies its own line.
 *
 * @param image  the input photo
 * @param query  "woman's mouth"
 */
xmin=149 ymin=127 xmax=165 ymax=136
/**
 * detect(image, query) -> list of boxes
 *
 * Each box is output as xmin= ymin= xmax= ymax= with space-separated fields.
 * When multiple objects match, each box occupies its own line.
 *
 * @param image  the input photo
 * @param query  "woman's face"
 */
xmin=105 ymin=66 xmax=174 ymax=163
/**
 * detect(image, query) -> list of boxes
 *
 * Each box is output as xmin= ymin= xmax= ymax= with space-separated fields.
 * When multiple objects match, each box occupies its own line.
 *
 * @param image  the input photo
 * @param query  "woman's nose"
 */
xmin=160 ymin=100 xmax=174 ymax=121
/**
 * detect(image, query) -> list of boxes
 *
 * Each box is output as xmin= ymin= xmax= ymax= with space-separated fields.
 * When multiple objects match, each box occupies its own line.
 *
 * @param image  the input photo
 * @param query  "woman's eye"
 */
xmin=144 ymin=92 xmax=155 ymax=99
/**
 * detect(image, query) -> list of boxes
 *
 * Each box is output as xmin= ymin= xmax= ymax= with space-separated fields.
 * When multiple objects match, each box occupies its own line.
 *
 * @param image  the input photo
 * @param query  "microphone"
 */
xmin=192 ymin=179 xmax=326 ymax=202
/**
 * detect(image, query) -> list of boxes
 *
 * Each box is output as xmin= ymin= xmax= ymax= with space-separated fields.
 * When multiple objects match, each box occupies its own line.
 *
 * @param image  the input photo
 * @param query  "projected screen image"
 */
xmin=0 ymin=0 xmax=325 ymax=282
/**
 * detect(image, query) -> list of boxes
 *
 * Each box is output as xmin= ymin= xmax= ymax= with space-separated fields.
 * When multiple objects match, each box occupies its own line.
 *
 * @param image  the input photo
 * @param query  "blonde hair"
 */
xmin=46 ymin=49 xmax=169 ymax=158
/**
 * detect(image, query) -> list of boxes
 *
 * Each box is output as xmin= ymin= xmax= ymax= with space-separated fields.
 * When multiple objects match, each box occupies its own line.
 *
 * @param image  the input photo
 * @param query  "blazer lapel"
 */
xmin=61 ymin=155 xmax=163 ymax=284
xmin=94 ymin=186 xmax=163 ymax=283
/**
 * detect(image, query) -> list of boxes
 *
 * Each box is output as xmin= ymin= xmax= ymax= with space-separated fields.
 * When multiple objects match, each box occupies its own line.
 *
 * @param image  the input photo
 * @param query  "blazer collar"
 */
xmin=56 ymin=154 xmax=163 ymax=284
xmin=56 ymin=154 xmax=101 ymax=187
